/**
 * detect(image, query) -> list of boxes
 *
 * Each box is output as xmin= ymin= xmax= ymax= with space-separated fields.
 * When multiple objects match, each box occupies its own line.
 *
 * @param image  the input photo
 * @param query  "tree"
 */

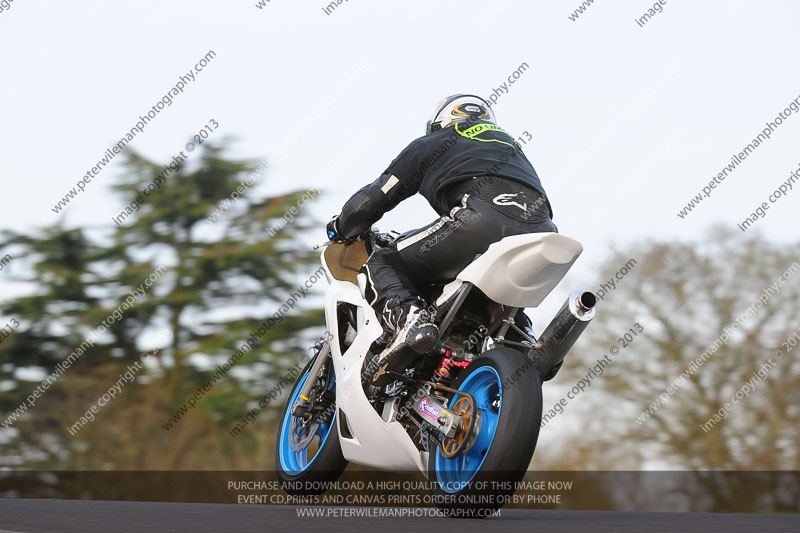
xmin=533 ymin=227 xmax=800 ymax=509
xmin=0 ymin=141 xmax=324 ymax=469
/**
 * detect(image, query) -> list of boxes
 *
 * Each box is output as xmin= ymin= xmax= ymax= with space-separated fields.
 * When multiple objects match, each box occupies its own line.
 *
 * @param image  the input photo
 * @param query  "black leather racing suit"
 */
xmin=334 ymin=121 xmax=557 ymax=323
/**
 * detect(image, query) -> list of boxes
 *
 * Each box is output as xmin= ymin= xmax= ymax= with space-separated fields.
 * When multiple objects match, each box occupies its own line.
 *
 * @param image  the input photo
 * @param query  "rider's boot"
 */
xmin=369 ymin=298 xmax=438 ymax=386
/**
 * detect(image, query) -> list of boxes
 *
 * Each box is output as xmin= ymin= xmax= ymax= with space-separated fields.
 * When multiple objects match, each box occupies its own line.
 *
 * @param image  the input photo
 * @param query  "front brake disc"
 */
xmin=288 ymin=414 xmax=320 ymax=452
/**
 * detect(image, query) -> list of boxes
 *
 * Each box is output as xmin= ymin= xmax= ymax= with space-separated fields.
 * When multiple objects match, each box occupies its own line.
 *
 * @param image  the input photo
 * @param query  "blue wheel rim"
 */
xmin=278 ymin=367 xmax=336 ymax=475
xmin=434 ymin=365 xmax=503 ymax=494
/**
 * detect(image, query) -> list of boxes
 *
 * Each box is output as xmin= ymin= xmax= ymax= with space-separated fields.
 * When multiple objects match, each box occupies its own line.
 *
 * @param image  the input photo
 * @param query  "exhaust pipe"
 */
xmin=529 ymin=290 xmax=597 ymax=381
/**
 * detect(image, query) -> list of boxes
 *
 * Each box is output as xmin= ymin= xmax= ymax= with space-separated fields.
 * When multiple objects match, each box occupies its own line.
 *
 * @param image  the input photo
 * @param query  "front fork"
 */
xmin=292 ymin=340 xmax=331 ymax=417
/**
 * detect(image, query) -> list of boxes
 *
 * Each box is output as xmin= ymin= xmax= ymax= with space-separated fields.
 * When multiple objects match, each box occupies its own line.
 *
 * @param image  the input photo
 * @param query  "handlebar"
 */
xmin=314 ymin=228 xmax=397 ymax=251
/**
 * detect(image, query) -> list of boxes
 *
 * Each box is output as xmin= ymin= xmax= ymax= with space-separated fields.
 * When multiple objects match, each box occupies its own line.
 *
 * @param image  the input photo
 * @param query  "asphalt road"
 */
xmin=0 ymin=499 xmax=797 ymax=532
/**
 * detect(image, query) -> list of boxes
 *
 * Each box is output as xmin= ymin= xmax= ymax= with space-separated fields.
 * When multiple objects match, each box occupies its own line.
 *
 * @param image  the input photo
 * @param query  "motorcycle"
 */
xmin=275 ymin=228 xmax=596 ymax=517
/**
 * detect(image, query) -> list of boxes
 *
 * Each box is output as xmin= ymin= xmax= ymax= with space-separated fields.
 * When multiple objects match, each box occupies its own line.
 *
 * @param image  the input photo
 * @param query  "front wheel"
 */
xmin=275 ymin=348 xmax=347 ymax=495
xmin=429 ymin=347 xmax=543 ymax=518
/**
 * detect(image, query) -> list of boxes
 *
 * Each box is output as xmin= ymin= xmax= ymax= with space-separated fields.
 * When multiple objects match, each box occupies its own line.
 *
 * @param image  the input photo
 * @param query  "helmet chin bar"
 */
xmin=426 ymin=95 xmax=458 ymax=135
xmin=426 ymin=121 xmax=443 ymax=135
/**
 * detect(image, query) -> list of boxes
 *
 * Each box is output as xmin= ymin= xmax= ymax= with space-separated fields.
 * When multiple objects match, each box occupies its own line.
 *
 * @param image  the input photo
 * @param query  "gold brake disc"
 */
xmin=439 ymin=395 xmax=481 ymax=458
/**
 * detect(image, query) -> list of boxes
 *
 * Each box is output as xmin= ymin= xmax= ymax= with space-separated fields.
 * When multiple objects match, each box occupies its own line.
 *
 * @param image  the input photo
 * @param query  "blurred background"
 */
xmin=0 ymin=0 xmax=798 ymax=508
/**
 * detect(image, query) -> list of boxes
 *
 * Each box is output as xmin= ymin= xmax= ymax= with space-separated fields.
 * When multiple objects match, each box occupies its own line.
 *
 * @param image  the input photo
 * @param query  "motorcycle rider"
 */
xmin=327 ymin=95 xmax=557 ymax=384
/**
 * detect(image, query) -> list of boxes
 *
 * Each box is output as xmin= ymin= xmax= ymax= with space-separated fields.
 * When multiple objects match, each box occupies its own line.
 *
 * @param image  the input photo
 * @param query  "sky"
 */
xmin=1 ymin=0 xmax=799 ymax=468
xmin=2 ymin=0 xmax=798 ymax=243
xmin=2 ymin=0 xmax=798 ymax=319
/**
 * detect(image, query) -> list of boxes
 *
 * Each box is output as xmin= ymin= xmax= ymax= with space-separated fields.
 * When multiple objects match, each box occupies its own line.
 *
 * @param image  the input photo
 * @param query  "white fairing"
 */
xmin=316 ymin=231 xmax=582 ymax=475
xmin=456 ymin=233 xmax=583 ymax=308
xmin=320 ymin=254 xmax=428 ymax=474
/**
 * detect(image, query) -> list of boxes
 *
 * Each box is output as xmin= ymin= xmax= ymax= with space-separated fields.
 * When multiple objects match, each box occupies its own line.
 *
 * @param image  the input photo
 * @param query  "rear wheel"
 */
xmin=276 ymin=349 xmax=347 ymax=495
xmin=429 ymin=347 xmax=543 ymax=518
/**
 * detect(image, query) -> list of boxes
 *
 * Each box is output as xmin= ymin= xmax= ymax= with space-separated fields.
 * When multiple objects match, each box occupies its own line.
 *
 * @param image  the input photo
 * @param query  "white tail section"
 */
xmin=456 ymin=233 xmax=583 ymax=308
